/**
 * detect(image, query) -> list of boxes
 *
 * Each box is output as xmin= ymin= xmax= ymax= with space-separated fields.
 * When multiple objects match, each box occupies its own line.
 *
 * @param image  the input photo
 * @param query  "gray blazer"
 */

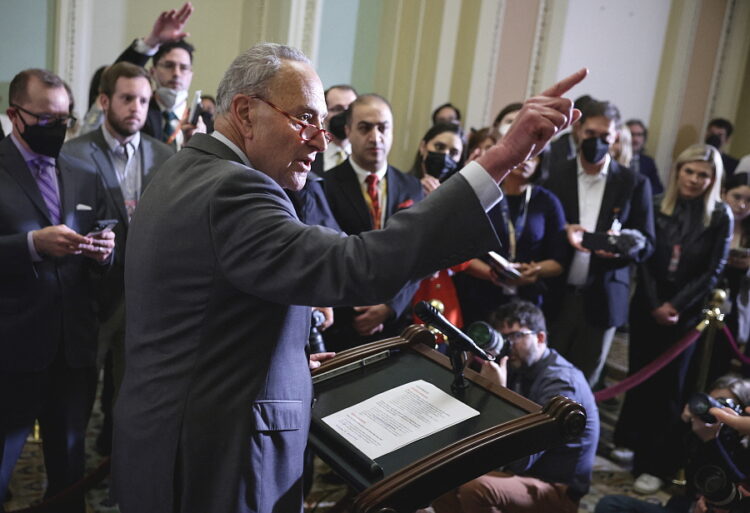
xmin=112 ymin=133 xmax=500 ymax=513
xmin=61 ymin=129 xmax=174 ymax=319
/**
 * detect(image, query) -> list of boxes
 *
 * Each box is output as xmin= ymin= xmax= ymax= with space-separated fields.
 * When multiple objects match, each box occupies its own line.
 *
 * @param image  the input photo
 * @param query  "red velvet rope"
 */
xmin=721 ymin=324 xmax=750 ymax=365
xmin=594 ymin=327 xmax=704 ymax=402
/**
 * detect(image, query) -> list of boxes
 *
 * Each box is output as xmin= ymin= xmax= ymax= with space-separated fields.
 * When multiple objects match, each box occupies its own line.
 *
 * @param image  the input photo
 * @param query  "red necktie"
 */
xmin=366 ymin=173 xmax=381 ymax=229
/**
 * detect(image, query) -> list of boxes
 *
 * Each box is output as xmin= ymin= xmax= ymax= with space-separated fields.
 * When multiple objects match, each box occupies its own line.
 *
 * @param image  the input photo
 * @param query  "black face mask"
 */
xmin=16 ymin=115 xmax=67 ymax=158
xmin=580 ymin=136 xmax=609 ymax=164
xmin=705 ymin=133 xmax=722 ymax=150
xmin=424 ymin=151 xmax=458 ymax=180
xmin=327 ymin=111 xmax=348 ymax=141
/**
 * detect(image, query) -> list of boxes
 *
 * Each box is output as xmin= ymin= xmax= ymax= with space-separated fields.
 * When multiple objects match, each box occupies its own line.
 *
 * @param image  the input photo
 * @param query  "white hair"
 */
xmin=215 ymin=43 xmax=310 ymax=115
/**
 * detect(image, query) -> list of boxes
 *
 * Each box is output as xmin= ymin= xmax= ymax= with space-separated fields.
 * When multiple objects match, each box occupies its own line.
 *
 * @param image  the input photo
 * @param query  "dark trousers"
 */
xmin=0 ymin=351 xmax=97 ymax=513
xmin=614 ymin=302 xmax=698 ymax=478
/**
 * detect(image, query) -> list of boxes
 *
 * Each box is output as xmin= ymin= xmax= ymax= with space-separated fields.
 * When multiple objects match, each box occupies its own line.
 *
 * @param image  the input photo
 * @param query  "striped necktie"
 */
xmin=366 ymin=173 xmax=381 ymax=229
xmin=33 ymin=158 xmax=61 ymax=225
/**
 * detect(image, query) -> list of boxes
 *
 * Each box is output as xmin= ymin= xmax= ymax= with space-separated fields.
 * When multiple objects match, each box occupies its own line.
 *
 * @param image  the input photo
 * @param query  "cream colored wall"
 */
xmin=43 ymin=0 xmax=749 ymax=169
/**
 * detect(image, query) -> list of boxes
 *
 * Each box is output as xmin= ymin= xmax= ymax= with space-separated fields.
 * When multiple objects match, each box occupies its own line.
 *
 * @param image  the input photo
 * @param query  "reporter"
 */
xmin=720 ymin=172 xmax=750 ymax=375
xmin=615 ymin=144 xmax=733 ymax=493
xmin=409 ymin=122 xmax=464 ymax=195
xmin=454 ymin=148 xmax=567 ymax=325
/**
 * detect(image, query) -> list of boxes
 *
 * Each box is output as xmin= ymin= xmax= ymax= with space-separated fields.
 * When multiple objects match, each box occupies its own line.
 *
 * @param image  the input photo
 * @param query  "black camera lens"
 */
xmin=465 ymin=322 xmax=509 ymax=359
xmin=688 ymin=393 xmax=723 ymax=423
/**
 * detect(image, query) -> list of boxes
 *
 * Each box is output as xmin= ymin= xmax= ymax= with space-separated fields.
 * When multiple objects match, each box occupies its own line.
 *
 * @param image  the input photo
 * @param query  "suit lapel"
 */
xmin=0 ymin=138 xmax=52 ymax=224
xmin=596 ymin=162 xmax=620 ymax=232
xmin=385 ymin=166 xmax=401 ymax=218
xmin=57 ymin=152 xmax=78 ymax=228
xmin=558 ymin=162 xmax=579 ymax=224
xmin=90 ymin=132 xmax=129 ymax=225
xmin=140 ymin=139 xmax=155 ymax=189
xmin=337 ymin=160 xmax=372 ymax=231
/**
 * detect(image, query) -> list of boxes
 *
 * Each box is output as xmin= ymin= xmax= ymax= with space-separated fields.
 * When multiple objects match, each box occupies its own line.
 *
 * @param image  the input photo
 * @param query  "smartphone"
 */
xmin=582 ymin=232 xmax=619 ymax=253
xmin=486 ymin=251 xmax=522 ymax=280
xmin=189 ymin=90 xmax=203 ymax=126
xmin=87 ymin=219 xmax=118 ymax=236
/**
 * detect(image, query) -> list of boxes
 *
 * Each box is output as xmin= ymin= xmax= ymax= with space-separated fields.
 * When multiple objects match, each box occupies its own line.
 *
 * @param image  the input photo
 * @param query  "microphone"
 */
xmin=414 ymin=301 xmax=495 ymax=361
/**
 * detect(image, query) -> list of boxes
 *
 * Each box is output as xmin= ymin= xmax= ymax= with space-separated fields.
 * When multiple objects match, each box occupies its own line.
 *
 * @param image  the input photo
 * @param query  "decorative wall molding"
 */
xmin=465 ymin=0 xmax=504 ymax=128
xmin=527 ymin=0 xmax=550 ymax=97
xmin=430 ymin=0 xmax=461 ymax=111
xmin=55 ymin=0 xmax=93 ymax=118
xmin=652 ymin=0 xmax=701 ymax=179
xmin=704 ymin=0 xmax=736 ymax=132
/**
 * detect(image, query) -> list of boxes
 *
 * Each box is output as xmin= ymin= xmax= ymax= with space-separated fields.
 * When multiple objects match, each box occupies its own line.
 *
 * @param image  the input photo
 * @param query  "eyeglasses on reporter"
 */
xmin=10 ymin=104 xmax=76 ymax=129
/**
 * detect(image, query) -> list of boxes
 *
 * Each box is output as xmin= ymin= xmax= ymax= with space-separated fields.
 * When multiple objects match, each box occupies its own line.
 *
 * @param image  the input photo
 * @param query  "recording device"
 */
xmin=328 ymin=111 xmax=348 ymax=141
xmin=87 ymin=219 xmax=118 ymax=236
xmin=581 ymin=229 xmax=647 ymax=257
xmin=688 ymin=393 xmax=744 ymax=424
xmin=465 ymin=321 xmax=511 ymax=359
xmin=308 ymin=309 xmax=327 ymax=354
xmin=414 ymin=301 xmax=494 ymax=361
xmin=582 ymin=232 xmax=619 ymax=253
xmin=189 ymin=90 xmax=203 ymax=126
xmin=486 ymin=251 xmax=522 ymax=281
xmin=694 ymin=465 xmax=750 ymax=512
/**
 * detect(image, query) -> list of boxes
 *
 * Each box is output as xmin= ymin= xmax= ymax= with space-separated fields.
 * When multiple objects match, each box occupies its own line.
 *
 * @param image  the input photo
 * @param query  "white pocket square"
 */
xmin=76 ymin=203 xmax=93 ymax=211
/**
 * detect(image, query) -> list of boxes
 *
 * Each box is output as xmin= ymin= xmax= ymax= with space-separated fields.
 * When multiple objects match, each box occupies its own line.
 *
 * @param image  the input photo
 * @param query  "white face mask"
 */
xmin=499 ymin=122 xmax=512 ymax=137
xmin=156 ymin=87 xmax=188 ymax=109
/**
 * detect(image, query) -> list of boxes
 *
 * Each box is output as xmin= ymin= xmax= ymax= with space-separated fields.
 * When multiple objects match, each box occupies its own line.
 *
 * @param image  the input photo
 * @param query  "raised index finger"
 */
xmin=540 ymin=68 xmax=589 ymax=97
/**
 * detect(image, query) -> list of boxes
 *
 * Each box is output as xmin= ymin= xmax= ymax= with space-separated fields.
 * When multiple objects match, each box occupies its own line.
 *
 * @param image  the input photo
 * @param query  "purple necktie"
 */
xmin=33 ymin=158 xmax=61 ymax=225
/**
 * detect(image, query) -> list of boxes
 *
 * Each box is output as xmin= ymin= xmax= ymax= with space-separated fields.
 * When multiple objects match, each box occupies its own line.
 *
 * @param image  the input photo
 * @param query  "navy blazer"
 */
xmin=322 ymin=159 xmax=425 ymax=349
xmin=636 ymin=153 xmax=663 ymax=195
xmin=60 ymin=129 xmax=174 ymax=319
xmin=0 ymin=136 xmax=110 ymax=371
xmin=544 ymin=159 xmax=655 ymax=328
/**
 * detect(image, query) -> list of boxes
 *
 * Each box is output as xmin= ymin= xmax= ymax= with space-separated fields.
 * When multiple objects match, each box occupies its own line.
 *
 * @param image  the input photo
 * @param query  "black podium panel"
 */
xmin=308 ymin=326 xmax=586 ymax=513
xmin=312 ymin=349 xmax=530 ymax=488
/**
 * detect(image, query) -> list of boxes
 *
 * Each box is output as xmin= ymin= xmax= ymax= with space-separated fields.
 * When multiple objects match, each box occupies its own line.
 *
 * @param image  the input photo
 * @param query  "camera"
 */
xmin=465 ymin=321 xmax=511 ymax=360
xmin=694 ymin=465 xmax=750 ymax=512
xmin=688 ymin=393 xmax=744 ymax=424
xmin=308 ymin=309 xmax=327 ymax=354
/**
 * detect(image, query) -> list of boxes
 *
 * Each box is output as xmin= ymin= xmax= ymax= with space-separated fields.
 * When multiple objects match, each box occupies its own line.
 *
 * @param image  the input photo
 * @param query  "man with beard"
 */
xmin=432 ymin=300 xmax=599 ymax=513
xmin=60 ymin=62 xmax=173 ymax=453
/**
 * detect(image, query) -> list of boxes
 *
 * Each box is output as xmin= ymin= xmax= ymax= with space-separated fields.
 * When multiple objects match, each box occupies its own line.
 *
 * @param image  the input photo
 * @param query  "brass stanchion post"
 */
xmin=695 ymin=289 xmax=727 ymax=397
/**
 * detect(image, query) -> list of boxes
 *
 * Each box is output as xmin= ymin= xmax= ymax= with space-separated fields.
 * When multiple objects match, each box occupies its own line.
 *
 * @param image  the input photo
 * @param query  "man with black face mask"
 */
xmin=544 ymin=99 xmax=655 ymax=388
xmin=705 ymin=117 xmax=739 ymax=178
xmin=310 ymin=84 xmax=358 ymax=176
xmin=0 ymin=69 xmax=115 ymax=513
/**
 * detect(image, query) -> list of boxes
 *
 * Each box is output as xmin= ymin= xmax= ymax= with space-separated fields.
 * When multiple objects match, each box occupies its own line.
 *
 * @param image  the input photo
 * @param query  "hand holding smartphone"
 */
xmin=87 ymin=219 xmax=118 ymax=237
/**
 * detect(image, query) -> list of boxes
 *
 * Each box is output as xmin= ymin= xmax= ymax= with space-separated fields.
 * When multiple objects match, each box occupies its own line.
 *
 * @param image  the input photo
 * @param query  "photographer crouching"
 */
xmin=596 ymin=376 xmax=750 ymax=513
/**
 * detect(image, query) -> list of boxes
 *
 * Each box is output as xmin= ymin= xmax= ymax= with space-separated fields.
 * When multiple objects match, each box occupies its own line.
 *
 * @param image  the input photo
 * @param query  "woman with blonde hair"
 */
xmin=611 ymin=124 xmax=633 ymax=167
xmin=614 ymin=144 xmax=732 ymax=494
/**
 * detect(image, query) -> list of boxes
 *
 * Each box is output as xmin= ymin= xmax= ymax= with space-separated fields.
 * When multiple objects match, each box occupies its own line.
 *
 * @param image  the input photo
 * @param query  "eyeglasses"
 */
xmin=250 ymin=96 xmax=332 ymax=144
xmin=10 ymin=104 xmax=76 ymax=128
xmin=502 ymin=330 xmax=536 ymax=344
xmin=156 ymin=61 xmax=192 ymax=73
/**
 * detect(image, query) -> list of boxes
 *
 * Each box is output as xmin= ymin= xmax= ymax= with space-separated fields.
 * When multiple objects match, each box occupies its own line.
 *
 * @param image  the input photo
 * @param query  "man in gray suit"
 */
xmin=112 ymin=42 xmax=586 ymax=513
xmin=61 ymin=62 xmax=173 ymax=454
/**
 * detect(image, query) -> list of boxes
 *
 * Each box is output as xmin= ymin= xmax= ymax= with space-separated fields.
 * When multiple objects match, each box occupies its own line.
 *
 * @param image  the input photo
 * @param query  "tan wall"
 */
xmin=672 ymin=0 xmax=727 ymax=158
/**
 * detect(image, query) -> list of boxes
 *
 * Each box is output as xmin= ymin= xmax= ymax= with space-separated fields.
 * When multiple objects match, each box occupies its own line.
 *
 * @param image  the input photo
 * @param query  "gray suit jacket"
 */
xmin=61 ymin=129 xmax=174 ymax=319
xmin=112 ymin=134 xmax=500 ymax=513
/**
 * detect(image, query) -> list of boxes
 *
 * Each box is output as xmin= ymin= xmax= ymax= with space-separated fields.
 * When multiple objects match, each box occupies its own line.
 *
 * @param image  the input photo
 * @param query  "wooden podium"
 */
xmin=309 ymin=325 xmax=587 ymax=513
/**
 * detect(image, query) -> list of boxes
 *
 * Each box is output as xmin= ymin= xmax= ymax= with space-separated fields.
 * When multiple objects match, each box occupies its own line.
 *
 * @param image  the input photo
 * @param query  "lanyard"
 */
xmin=500 ymin=186 xmax=532 ymax=261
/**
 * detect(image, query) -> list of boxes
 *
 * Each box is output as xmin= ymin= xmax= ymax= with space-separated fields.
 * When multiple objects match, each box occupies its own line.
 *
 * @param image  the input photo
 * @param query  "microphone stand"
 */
xmin=447 ymin=343 xmax=469 ymax=394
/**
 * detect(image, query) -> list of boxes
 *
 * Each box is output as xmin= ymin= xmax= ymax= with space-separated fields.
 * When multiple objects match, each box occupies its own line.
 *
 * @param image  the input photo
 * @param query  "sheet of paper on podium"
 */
xmin=322 ymin=379 xmax=480 ymax=459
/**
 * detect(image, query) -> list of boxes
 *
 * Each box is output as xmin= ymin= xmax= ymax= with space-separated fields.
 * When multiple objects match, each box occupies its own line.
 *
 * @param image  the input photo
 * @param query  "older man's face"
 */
xmin=247 ymin=61 xmax=327 ymax=190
